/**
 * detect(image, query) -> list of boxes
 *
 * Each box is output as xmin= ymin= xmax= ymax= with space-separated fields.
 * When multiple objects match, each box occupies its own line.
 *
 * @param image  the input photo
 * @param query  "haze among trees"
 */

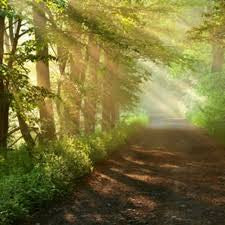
xmin=0 ymin=0 xmax=225 ymax=224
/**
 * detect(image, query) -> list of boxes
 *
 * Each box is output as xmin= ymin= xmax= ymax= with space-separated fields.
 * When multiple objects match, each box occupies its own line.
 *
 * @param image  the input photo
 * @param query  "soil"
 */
xmin=23 ymin=119 xmax=225 ymax=225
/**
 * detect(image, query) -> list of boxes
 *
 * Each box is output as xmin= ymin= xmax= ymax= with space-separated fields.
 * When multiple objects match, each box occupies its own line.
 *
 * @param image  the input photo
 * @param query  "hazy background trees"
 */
xmin=0 ymin=0 xmax=182 ymax=150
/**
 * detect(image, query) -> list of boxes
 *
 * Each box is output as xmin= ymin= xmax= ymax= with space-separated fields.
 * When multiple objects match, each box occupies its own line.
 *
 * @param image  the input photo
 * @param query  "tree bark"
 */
xmin=101 ymin=54 xmax=120 ymax=131
xmin=56 ymin=45 xmax=68 ymax=135
xmin=69 ymin=51 xmax=82 ymax=134
xmin=8 ymin=19 xmax=35 ymax=148
xmin=110 ymin=100 xmax=120 ymax=128
xmin=0 ymin=15 xmax=9 ymax=149
xmin=211 ymin=44 xmax=224 ymax=72
xmin=102 ymin=53 xmax=113 ymax=131
xmin=33 ymin=3 xmax=56 ymax=140
xmin=17 ymin=113 xmax=35 ymax=148
xmin=84 ymin=36 xmax=101 ymax=134
xmin=110 ymin=62 xmax=120 ymax=128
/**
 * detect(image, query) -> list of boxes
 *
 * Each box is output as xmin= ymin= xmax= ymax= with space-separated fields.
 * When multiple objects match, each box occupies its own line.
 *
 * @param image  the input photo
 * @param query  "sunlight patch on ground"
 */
xmin=160 ymin=163 xmax=179 ymax=169
xmin=110 ymin=167 xmax=123 ymax=173
xmin=107 ymin=159 xmax=122 ymax=166
xmin=64 ymin=212 xmax=76 ymax=223
xmin=123 ymin=155 xmax=146 ymax=166
xmin=128 ymin=195 xmax=157 ymax=210
xmin=147 ymin=149 xmax=176 ymax=156
xmin=131 ymin=146 xmax=176 ymax=156
xmin=125 ymin=173 xmax=161 ymax=184
xmin=95 ymin=172 xmax=119 ymax=183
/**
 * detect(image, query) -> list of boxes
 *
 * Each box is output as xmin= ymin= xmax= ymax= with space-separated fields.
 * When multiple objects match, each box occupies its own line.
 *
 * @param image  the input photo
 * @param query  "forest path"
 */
xmin=28 ymin=119 xmax=225 ymax=225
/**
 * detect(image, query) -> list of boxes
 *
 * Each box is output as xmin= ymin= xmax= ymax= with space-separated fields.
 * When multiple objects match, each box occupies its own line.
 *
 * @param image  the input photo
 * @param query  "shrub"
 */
xmin=0 ymin=168 xmax=56 ymax=225
xmin=0 ymin=117 xmax=148 ymax=225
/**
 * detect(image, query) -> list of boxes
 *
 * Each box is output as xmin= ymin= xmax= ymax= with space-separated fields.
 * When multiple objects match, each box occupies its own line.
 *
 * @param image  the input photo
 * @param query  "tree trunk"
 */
xmin=101 ymin=54 xmax=120 ymax=131
xmin=101 ymin=53 xmax=113 ymax=131
xmin=111 ymin=101 xmax=120 ymax=128
xmin=8 ymin=18 xmax=34 ymax=149
xmin=56 ymin=46 xmax=68 ymax=135
xmin=211 ymin=44 xmax=224 ymax=72
xmin=102 ymin=88 xmax=111 ymax=131
xmin=17 ymin=113 xmax=35 ymax=148
xmin=0 ymin=15 xmax=9 ymax=149
xmin=33 ymin=3 xmax=56 ymax=140
xmin=69 ymin=52 xmax=82 ymax=134
xmin=84 ymin=36 xmax=101 ymax=134
xmin=110 ymin=62 xmax=120 ymax=128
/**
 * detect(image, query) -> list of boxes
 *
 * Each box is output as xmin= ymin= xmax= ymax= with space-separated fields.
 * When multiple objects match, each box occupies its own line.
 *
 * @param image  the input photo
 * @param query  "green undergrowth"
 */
xmin=186 ymin=71 xmax=225 ymax=145
xmin=0 ymin=116 xmax=148 ymax=225
xmin=187 ymin=108 xmax=225 ymax=145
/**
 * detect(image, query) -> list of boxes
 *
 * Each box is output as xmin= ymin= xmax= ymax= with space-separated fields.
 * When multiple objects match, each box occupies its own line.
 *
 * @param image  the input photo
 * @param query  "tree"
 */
xmin=84 ymin=34 xmax=101 ymax=133
xmin=33 ymin=2 xmax=56 ymax=140
xmin=211 ymin=44 xmax=224 ymax=72
xmin=0 ymin=0 xmax=185 ymax=146
xmin=190 ymin=0 xmax=225 ymax=72
xmin=0 ymin=10 xmax=9 ymax=149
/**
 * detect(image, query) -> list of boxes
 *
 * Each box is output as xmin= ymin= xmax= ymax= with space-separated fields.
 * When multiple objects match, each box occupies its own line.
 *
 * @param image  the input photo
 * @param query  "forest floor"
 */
xmin=24 ymin=118 xmax=225 ymax=225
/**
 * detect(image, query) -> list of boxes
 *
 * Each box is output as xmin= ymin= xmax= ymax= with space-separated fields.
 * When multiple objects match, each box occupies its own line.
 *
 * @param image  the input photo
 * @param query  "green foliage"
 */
xmin=122 ymin=112 xmax=149 ymax=126
xmin=186 ymin=70 xmax=225 ymax=143
xmin=180 ymin=0 xmax=225 ymax=143
xmin=0 ymin=146 xmax=33 ymax=176
xmin=190 ymin=0 xmax=225 ymax=46
xmin=0 ymin=118 xmax=146 ymax=225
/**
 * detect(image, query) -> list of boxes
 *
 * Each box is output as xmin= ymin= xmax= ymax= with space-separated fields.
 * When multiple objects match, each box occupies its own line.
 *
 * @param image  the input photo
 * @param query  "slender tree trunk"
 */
xmin=8 ymin=18 xmax=35 ymax=148
xmin=56 ymin=46 xmax=68 ymax=135
xmin=111 ymin=101 xmax=120 ymax=128
xmin=110 ymin=63 xmax=120 ymax=128
xmin=57 ymin=42 xmax=88 ymax=136
xmin=101 ymin=54 xmax=120 ymax=130
xmin=0 ymin=15 xmax=9 ymax=149
xmin=17 ymin=113 xmax=35 ymax=147
xmin=84 ymin=36 xmax=101 ymax=134
xmin=102 ymin=88 xmax=111 ymax=131
xmin=101 ymin=53 xmax=112 ymax=131
xmin=69 ymin=52 xmax=82 ymax=134
xmin=67 ymin=36 xmax=90 ymax=135
xmin=33 ymin=3 xmax=56 ymax=140
xmin=211 ymin=42 xmax=225 ymax=126
xmin=80 ymin=41 xmax=90 ymax=130
xmin=211 ymin=44 xmax=224 ymax=72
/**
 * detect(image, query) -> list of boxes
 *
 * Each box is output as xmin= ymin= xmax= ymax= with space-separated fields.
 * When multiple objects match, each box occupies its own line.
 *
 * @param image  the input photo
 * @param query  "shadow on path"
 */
xmin=25 ymin=119 xmax=225 ymax=225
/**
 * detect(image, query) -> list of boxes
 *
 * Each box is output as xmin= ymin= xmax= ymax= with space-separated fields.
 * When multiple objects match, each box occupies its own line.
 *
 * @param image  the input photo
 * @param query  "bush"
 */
xmin=186 ymin=71 xmax=225 ymax=144
xmin=0 ymin=168 xmax=55 ymax=225
xmin=0 ymin=117 xmax=147 ymax=225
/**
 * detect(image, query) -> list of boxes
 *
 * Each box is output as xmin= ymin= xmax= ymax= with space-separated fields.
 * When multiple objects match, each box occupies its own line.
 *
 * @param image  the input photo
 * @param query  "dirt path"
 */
xmin=27 ymin=119 xmax=225 ymax=225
